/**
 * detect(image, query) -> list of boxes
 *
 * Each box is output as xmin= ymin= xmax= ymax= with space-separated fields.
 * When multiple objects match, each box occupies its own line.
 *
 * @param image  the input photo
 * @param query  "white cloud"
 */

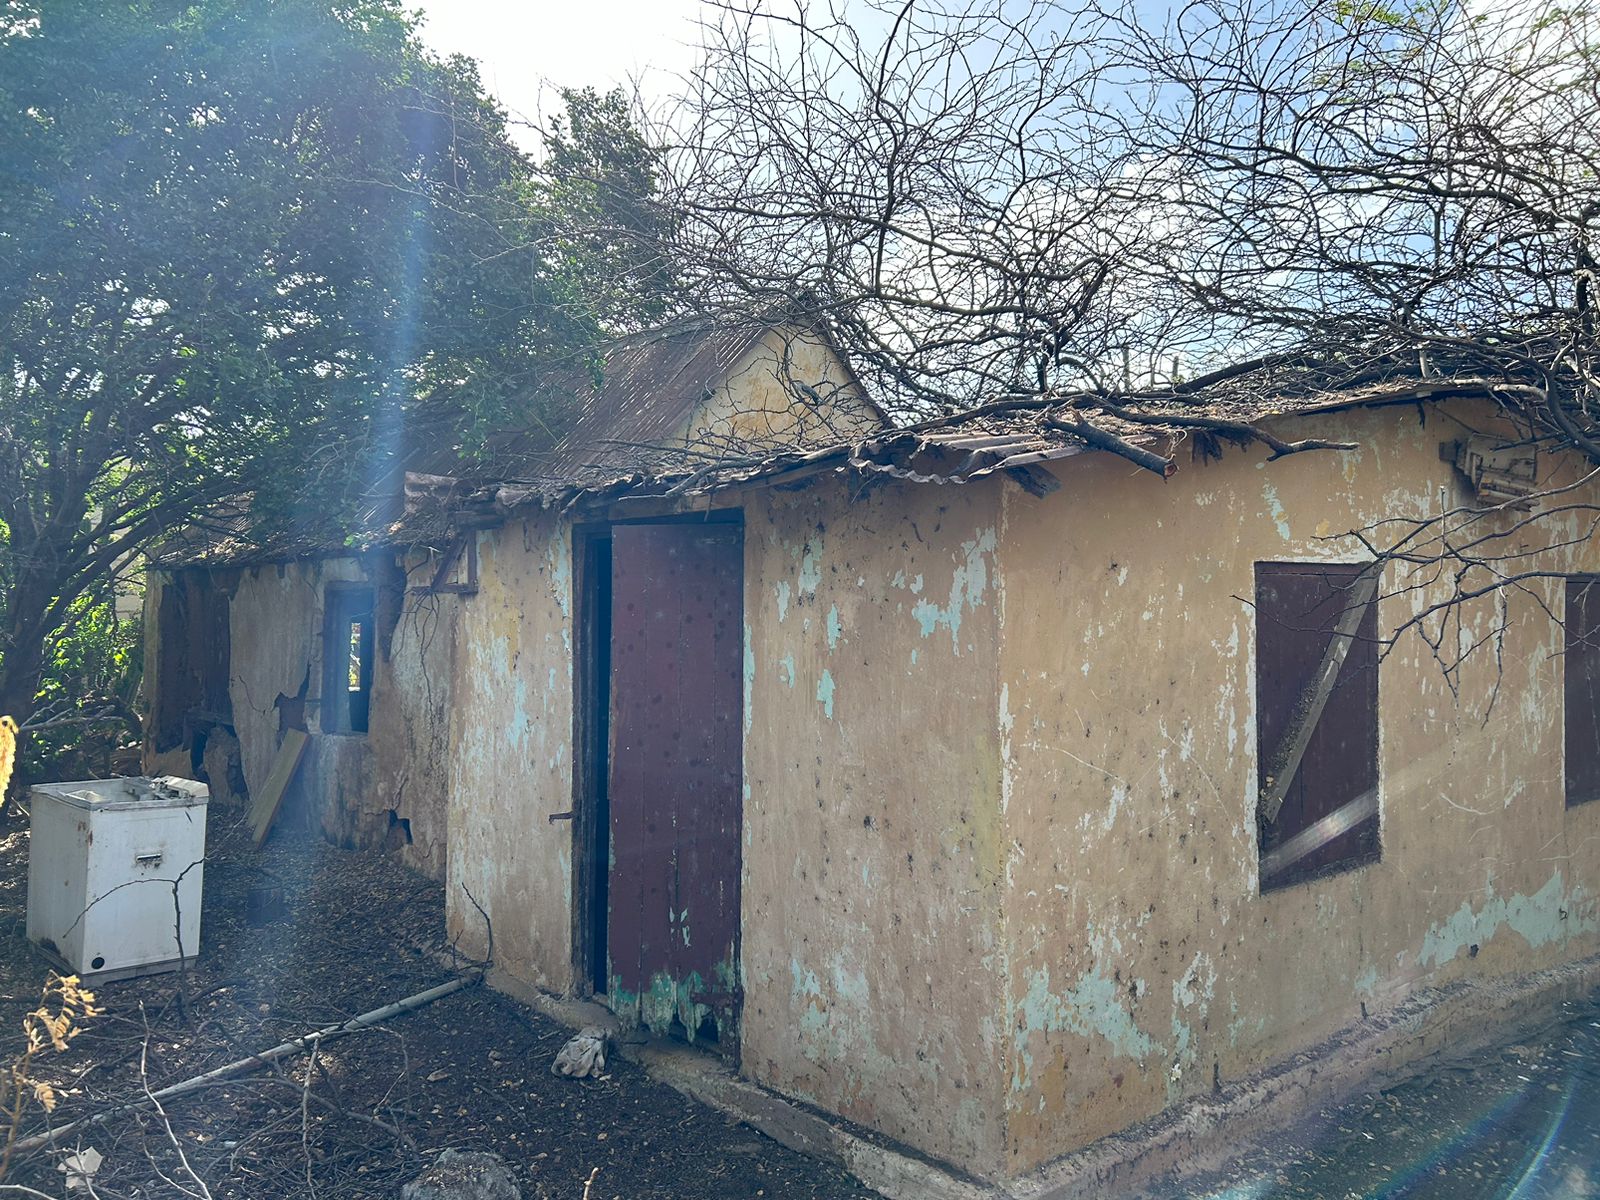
xmin=411 ymin=0 xmax=708 ymax=143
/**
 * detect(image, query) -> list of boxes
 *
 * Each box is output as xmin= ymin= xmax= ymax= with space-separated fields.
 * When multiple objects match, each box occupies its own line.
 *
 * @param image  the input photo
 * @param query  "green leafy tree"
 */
xmin=543 ymin=86 xmax=679 ymax=337
xmin=0 ymin=1 xmax=665 ymax=731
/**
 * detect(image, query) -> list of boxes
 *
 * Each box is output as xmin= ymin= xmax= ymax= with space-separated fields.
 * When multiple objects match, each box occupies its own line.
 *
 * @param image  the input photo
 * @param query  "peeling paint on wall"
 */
xmin=816 ymin=668 xmax=836 ymax=719
xmin=742 ymin=478 xmax=1008 ymax=1176
xmin=908 ymin=527 xmax=997 ymax=652
xmin=997 ymin=400 xmax=1600 ymax=1173
xmin=1417 ymin=871 xmax=1594 ymax=969
xmin=1014 ymin=954 xmax=1156 ymax=1097
xmin=445 ymin=515 xmax=575 ymax=994
xmin=1261 ymin=482 xmax=1291 ymax=540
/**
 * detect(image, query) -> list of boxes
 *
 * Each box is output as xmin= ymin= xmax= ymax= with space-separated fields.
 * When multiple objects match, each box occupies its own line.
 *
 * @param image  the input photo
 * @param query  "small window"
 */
xmin=1565 ymin=578 xmax=1600 ymax=806
xmin=321 ymin=587 xmax=374 ymax=734
xmin=1255 ymin=562 xmax=1380 ymax=890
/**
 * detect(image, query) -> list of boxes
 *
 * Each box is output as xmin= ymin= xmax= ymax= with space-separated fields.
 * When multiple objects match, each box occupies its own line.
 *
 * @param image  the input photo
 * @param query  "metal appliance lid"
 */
xmin=31 ymin=777 xmax=210 ymax=812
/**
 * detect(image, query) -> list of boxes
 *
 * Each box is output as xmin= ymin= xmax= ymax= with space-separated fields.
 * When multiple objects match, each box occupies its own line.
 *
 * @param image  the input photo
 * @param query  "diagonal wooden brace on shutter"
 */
xmin=1260 ymin=563 xmax=1382 ymax=825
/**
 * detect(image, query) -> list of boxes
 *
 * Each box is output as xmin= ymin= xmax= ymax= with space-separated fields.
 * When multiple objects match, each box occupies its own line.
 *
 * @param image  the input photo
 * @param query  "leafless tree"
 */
xmin=668 ymin=0 xmax=1598 ymax=417
xmin=650 ymin=0 xmax=1600 ymax=670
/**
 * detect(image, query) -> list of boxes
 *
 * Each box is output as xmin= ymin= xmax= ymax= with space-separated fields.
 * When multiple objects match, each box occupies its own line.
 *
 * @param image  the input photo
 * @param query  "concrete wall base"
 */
xmin=1019 ymin=949 xmax=1600 ymax=1199
xmin=480 ymin=953 xmax=1600 ymax=1200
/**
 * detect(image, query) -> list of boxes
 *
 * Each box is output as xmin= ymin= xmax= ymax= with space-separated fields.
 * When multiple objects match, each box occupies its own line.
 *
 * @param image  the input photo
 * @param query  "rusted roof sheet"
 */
xmin=433 ymin=375 xmax=1503 ymax=528
xmin=475 ymin=322 xmax=773 ymax=487
xmin=156 ymin=363 xmax=1504 ymax=568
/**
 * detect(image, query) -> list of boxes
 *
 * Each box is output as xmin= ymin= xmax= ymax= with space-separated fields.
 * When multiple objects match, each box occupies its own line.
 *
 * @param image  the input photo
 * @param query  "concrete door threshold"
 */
xmin=485 ymin=953 xmax=1600 ymax=1200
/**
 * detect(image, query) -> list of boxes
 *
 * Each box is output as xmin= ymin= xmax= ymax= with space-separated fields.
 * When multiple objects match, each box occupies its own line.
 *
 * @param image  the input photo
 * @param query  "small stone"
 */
xmin=400 ymin=1149 xmax=520 ymax=1200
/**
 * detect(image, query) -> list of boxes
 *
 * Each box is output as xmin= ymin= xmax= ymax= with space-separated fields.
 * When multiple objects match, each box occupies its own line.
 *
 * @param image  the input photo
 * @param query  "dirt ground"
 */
xmin=0 ymin=800 xmax=879 ymax=1200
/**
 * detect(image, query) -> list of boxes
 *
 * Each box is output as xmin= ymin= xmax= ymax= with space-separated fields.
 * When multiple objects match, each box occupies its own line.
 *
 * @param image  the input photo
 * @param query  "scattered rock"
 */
xmin=552 ymin=1026 xmax=609 ymax=1079
xmin=400 ymin=1150 xmax=520 ymax=1200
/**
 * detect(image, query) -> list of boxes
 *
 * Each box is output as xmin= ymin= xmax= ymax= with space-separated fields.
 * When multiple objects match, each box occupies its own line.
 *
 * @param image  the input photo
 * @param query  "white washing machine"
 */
xmin=26 ymin=777 xmax=209 ymax=981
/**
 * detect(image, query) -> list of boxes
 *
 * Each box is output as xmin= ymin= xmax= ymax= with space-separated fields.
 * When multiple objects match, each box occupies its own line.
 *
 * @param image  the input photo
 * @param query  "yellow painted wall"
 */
xmin=740 ymin=477 xmax=1011 ymax=1174
xmin=687 ymin=327 xmax=882 ymax=450
xmin=185 ymin=391 xmax=1600 ymax=1183
xmin=996 ymin=400 xmax=1600 ymax=1172
xmin=445 ymin=515 xmax=576 ymax=991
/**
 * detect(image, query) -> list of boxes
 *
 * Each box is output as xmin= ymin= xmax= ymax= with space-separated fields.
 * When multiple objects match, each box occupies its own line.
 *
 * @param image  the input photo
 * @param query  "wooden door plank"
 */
xmin=248 ymin=728 xmax=309 ymax=848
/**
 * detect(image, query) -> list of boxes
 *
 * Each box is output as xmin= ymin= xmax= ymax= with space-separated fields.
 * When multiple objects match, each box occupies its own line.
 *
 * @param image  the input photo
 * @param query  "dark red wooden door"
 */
xmin=607 ymin=523 xmax=743 ymax=1042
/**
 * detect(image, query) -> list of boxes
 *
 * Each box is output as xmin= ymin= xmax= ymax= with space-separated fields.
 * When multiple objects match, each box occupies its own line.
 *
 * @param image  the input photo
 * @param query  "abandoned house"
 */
xmin=144 ymin=324 xmax=1600 ymax=1186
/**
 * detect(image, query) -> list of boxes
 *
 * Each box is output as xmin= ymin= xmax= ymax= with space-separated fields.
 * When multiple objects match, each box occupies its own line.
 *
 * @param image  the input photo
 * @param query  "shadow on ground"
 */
xmin=1162 ymin=995 xmax=1600 ymax=1200
xmin=0 ymin=801 xmax=877 ymax=1200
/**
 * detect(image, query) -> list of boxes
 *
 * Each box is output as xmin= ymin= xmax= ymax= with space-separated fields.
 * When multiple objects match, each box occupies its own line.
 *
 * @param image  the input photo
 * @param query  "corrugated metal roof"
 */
xmin=471 ymin=322 xmax=772 ymax=488
xmin=436 ymin=375 xmax=1506 ymax=527
xmin=155 ymin=355 xmax=1508 ymax=568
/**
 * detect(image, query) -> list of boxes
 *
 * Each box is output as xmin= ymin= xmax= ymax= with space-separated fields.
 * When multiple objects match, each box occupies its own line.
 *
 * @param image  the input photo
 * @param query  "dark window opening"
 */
xmin=321 ymin=587 xmax=374 ymax=734
xmin=1565 ymin=578 xmax=1600 ymax=807
xmin=1255 ymin=562 xmax=1381 ymax=891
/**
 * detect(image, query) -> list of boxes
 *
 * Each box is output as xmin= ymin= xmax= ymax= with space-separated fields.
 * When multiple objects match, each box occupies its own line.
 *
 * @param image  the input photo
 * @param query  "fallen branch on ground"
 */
xmin=8 ymin=973 xmax=480 ymax=1160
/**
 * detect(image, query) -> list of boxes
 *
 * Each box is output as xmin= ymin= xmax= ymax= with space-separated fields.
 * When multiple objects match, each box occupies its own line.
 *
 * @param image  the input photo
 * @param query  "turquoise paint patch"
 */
xmin=1418 ymin=871 xmax=1592 ymax=969
xmin=816 ymin=668 xmax=835 ymax=718
xmin=742 ymin=623 xmax=755 ymax=734
xmin=510 ymin=669 xmax=530 ymax=753
xmin=798 ymin=539 xmax=823 ymax=595
xmin=825 ymin=605 xmax=842 ymax=650
xmin=1261 ymin=483 xmax=1291 ymax=540
xmin=831 ymin=961 xmax=870 ymax=1007
xmin=779 ymin=653 xmax=796 ymax=688
xmin=1014 ymin=961 xmax=1156 ymax=1093
xmin=775 ymin=580 xmax=791 ymax=623
xmin=911 ymin=528 xmax=996 ymax=652
xmin=791 ymin=959 xmax=829 ymax=1044
xmin=549 ymin=533 xmax=573 ymax=618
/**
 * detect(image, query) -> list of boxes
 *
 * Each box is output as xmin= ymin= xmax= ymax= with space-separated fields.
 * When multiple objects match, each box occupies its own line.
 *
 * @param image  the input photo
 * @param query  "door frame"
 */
xmin=569 ymin=509 xmax=746 ymax=1008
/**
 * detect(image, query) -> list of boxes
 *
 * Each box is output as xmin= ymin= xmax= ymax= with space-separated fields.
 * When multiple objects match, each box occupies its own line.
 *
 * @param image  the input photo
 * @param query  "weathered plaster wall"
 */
xmin=741 ymin=477 xmax=1012 ymax=1175
xmin=367 ymin=558 xmax=457 ymax=877
xmin=445 ymin=516 xmax=576 ymax=992
xmin=224 ymin=559 xmax=346 ymax=798
xmin=694 ymin=329 xmax=880 ymax=447
xmin=996 ymin=400 xmax=1600 ymax=1173
xmin=140 ymin=573 xmax=194 ymax=780
xmin=224 ymin=555 xmax=454 ymax=878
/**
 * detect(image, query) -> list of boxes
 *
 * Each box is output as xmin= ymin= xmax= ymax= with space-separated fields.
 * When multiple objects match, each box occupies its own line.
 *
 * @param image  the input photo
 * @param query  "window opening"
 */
xmin=1255 ymin=562 xmax=1380 ymax=890
xmin=1565 ymin=578 xmax=1600 ymax=806
xmin=321 ymin=587 xmax=374 ymax=734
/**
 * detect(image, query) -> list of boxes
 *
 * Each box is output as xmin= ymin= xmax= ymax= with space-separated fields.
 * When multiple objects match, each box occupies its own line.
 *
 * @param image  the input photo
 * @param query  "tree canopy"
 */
xmin=0 ymin=0 xmax=666 ymax=726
